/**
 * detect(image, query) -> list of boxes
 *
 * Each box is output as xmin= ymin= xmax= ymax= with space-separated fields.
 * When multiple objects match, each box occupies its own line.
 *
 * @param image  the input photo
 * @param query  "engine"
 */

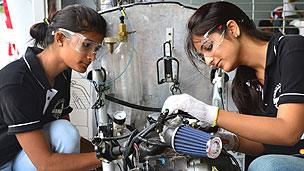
xmin=92 ymin=109 xmax=240 ymax=171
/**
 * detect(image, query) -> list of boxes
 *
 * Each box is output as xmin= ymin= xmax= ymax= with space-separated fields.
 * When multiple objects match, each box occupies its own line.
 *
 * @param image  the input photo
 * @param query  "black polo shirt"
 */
xmin=262 ymin=33 xmax=304 ymax=154
xmin=0 ymin=47 xmax=73 ymax=166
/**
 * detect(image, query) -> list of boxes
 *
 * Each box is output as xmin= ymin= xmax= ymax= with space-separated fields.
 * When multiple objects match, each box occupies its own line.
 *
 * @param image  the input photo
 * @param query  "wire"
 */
xmin=99 ymin=1 xmax=197 ymax=14
xmin=133 ymin=143 xmax=140 ymax=168
xmin=99 ymin=131 xmax=135 ymax=141
xmin=105 ymin=94 xmax=161 ymax=112
xmin=219 ymin=88 xmax=225 ymax=109
xmin=123 ymin=123 xmax=157 ymax=170
xmin=137 ymin=136 xmax=168 ymax=147
xmin=124 ymin=111 xmax=179 ymax=164
xmin=123 ymin=124 xmax=160 ymax=170
xmin=117 ymin=162 xmax=122 ymax=171
xmin=222 ymin=149 xmax=242 ymax=171
xmin=83 ymin=69 xmax=161 ymax=114
xmin=165 ymin=111 xmax=196 ymax=120
xmin=106 ymin=43 xmax=134 ymax=85
xmin=94 ymin=110 xmax=99 ymax=127
xmin=123 ymin=157 xmax=134 ymax=171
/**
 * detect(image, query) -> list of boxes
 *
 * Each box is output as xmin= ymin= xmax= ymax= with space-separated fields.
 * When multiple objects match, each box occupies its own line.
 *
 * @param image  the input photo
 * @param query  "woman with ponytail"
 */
xmin=162 ymin=1 xmax=304 ymax=170
xmin=0 ymin=4 xmax=109 ymax=170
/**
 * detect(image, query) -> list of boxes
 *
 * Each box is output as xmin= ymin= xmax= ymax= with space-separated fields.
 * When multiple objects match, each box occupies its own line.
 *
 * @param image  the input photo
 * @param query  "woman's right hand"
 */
xmin=162 ymin=94 xmax=219 ymax=127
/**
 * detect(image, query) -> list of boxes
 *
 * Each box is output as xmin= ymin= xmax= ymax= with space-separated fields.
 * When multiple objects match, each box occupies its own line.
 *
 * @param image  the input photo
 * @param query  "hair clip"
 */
xmin=43 ymin=18 xmax=50 ymax=26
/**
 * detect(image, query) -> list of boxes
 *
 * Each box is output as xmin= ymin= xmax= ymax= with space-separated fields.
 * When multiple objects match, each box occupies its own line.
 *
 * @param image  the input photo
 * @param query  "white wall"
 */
xmin=6 ymin=0 xmax=36 ymax=56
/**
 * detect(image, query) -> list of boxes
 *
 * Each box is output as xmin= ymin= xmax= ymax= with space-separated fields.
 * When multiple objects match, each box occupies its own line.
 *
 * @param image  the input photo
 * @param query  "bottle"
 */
xmin=111 ymin=16 xmax=144 ymax=127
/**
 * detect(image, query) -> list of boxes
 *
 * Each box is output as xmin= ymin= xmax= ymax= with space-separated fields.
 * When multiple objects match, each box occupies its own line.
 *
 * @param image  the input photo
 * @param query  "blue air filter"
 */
xmin=171 ymin=126 xmax=222 ymax=159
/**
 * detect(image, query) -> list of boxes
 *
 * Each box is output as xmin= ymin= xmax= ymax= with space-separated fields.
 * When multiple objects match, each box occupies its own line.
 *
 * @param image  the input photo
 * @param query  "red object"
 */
xmin=2 ymin=0 xmax=18 ymax=57
xmin=271 ymin=6 xmax=283 ymax=19
xmin=8 ymin=43 xmax=17 ymax=56
xmin=3 ymin=0 xmax=13 ymax=29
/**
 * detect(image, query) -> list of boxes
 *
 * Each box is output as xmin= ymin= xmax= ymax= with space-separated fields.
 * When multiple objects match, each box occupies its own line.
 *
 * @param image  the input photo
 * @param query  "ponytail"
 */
xmin=29 ymin=5 xmax=107 ymax=49
xmin=30 ymin=22 xmax=48 ymax=48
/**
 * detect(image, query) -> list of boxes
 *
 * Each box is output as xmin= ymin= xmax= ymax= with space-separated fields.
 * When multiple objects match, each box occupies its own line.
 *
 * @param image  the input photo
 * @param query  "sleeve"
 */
xmin=0 ymin=85 xmax=43 ymax=134
xmin=277 ymin=38 xmax=304 ymax=105
xmin=263 ymin=140 xmax=304 ymax=155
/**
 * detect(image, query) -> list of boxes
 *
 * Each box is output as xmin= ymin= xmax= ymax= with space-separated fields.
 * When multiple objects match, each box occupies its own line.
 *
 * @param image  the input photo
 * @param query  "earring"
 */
xmin=58 ymin=42 xmax=63 ymax=47
xmin=87 ymin=55 xmax=95 ymax=62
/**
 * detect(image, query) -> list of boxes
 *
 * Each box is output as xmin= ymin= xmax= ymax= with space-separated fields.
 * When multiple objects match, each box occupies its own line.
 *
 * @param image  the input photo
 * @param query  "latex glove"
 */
xmin=162 ymin=94 xmax=219 ymax=127
xmin=215 ymin=131 xmax=240 ymax=152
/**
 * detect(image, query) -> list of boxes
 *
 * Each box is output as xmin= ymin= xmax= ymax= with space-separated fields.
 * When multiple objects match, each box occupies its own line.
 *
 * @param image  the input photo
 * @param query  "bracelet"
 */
xmin=211 ymin=108 xmax=220 ymax=127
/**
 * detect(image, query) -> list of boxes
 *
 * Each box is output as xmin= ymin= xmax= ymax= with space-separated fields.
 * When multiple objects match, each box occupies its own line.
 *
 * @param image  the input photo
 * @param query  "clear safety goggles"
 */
xmin=55 ymin=28 xmax=102 ymax=56
xmin=189 ymin=25 xmax=225 ymax=74
xmin=196 ymin=25 xmax=225 ymax=63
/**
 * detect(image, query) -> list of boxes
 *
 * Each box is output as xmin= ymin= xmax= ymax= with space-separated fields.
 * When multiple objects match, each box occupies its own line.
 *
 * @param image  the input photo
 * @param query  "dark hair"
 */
xmin=30 ymin=4 xmax=107 ymax=48
xmin=186 ymin=1 xmax=271 ymax=114
xmin=258 ymin=20 xmax=273 ymax=27
xmin=231 ymin=66 xmax=264 ymax=114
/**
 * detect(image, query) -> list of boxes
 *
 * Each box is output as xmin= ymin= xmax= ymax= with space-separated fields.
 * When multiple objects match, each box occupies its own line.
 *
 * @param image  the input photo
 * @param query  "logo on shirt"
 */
xmin=52 ymin=98 xmax=65 ymax=119
xmin=273 ymin=83 xmax=281 ymax=109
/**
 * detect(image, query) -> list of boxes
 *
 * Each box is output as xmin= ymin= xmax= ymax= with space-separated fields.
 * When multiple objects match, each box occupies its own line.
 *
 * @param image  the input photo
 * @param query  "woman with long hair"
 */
xmin=162 ymin=2 xmax=304 ymax=170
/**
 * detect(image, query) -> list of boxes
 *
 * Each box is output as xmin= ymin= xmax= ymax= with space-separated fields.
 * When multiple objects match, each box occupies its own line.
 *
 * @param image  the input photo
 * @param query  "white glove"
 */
xmin=162 ymin=94 xmax=219 ymax=127
xmin=215 ymin=131 xmax=240 ymax=152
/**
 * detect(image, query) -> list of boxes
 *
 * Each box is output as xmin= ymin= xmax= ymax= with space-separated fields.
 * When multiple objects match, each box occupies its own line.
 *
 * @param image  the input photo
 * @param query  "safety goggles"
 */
xmin=196 ymin=25 xmax=226 ymax=63
xmin=55 ymin=28 xmax=102 ymax=56
xmin=188 ymin=25 xmax=225 ymax=74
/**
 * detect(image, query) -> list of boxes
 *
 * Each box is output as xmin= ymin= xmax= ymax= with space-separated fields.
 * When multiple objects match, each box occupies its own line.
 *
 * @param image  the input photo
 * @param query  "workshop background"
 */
xmin=1 ymin=1 xmax=304 ymax=170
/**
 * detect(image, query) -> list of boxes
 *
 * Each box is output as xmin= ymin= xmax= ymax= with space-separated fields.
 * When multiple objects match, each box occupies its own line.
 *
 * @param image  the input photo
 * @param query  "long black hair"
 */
xmin=186 ymin=1 xmax=272 ymax=114
xmin=30 ymin=4 xmax=107 ymax=48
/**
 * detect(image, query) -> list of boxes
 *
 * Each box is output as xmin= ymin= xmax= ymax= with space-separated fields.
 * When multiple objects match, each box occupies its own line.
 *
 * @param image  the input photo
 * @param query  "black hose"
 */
xmin=123 ymin=123 xmax=157 ymax=170
xmin=137 ymin=137 xmax=168 ymax=147
xmin=100 ymin=131 xmax=136 ymax=141
xmin=105 ymin=95 xmax=161 ymax=112
xmin=123 ymin=130 xmax=139 ymax=171
xmin=99 ymin=1 xmax=197 ymax=14
xmin=222 ymin=149 xmax=242 ymax=171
